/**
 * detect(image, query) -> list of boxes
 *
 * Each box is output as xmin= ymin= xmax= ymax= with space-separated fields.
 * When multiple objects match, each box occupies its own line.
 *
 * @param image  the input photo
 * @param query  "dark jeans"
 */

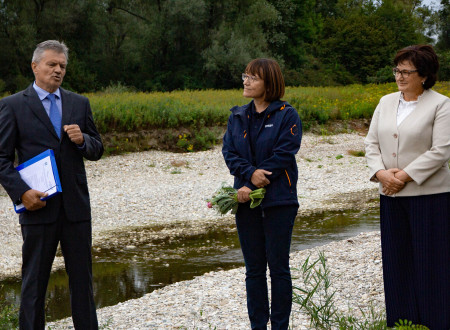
xmin=19 ymin=207 xmax=98 ymax=330
xmin=236 ymin=203 xmax=298 ymax=330
xmin=380 ymin=193 xmax=450 ymax=330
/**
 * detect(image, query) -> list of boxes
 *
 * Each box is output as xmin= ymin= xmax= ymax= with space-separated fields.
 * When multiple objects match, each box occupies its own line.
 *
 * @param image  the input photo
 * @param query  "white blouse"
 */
xmin=397 ymin=92 xmax=425 ymax=126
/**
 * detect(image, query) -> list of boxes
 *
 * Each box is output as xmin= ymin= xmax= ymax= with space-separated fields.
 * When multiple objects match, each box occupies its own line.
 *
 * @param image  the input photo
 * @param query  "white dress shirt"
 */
xmin=397 ymin=92 xmax=424 ymax=126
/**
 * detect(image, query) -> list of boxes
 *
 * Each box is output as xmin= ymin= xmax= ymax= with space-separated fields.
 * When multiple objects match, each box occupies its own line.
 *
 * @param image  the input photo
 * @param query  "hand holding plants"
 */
xmin=207 ymin=183 xmax=266 ymax=215
xmin=237 ymin=186 xmax=252 ymax=203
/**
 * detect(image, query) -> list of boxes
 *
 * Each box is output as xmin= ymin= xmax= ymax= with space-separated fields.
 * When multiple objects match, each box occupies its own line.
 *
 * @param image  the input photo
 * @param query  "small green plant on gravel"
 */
xmin=348 ymin=149 xmax=366 ymax=157
xmin=394 ymin=319 xmax=429 ymax=330
xmin=292 ymin=252 xmax=339 ymax=328
xmin=292 ymin=253 xmax=430 ymax=329
xmin=292 ymin=252 xmax=386 ymax=329
xmin=99 ymin=317 xmax=114 ymax=329
xmin=336 ymin=154 xmax=344 ymax=160
xmin=176 ymin=309 xmax=217 ymax=330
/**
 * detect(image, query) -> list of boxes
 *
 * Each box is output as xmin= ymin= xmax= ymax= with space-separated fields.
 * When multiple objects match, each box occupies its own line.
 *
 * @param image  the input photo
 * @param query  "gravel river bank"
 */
xmin=0 ymin=132 xmax=385 ymax=328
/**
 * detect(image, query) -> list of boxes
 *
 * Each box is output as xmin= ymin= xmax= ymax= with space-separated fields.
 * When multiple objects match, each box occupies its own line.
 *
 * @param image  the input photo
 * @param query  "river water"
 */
xmin=0 ymin=207 xmax=380 ymax=322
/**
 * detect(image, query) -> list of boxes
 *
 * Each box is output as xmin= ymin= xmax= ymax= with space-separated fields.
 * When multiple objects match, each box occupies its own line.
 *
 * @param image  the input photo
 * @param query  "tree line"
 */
xmin=0 ymin=0 xmax=449 ymax=94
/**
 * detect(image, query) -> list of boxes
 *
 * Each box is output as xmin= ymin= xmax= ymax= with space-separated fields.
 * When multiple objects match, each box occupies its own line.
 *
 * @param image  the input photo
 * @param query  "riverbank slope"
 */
xmin=48 ymin=231 xmax=384 ymax=329
xmin=1 ymin=132 xmax=384 ymax=328
xmin=0 ymin=132 xmax=378 ymax=279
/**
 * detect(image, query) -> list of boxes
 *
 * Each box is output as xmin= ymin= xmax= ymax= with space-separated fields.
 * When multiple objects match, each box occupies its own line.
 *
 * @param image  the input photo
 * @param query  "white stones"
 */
xmin=0 ymin=133 xmax=386 ymax=328
xmin=47 ymin=232 xmax=385 ymax=329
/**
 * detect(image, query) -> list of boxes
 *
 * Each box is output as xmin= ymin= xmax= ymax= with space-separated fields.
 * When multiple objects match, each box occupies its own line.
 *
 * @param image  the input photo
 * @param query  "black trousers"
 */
xmin=380 ymin=192 xmax=450 ymax=330
xmin=19 ymin=207 xmax=98 ymax=330
xmin=236 ymin=203 xmax=298 ymax=330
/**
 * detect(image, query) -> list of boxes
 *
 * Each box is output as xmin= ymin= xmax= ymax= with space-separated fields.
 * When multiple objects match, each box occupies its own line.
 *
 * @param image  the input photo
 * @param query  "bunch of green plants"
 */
xmin=292 ymin=252 xmax=429 ymax=329
xmin=207 ymin=183 xmax=266 ymax=215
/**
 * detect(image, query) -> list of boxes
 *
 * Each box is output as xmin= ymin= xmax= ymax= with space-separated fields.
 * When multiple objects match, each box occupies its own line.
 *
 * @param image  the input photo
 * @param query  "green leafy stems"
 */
xmin=207 ymin=183 xmax=266 ymax=215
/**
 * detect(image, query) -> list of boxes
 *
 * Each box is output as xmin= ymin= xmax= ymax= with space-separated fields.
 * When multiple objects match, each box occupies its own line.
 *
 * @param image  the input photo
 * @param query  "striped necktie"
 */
xmin=46 ymin=93 xmax=61 ymax=138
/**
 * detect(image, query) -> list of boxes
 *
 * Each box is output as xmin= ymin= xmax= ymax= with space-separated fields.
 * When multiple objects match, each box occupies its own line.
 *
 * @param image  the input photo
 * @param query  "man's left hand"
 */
xmin=64 ymin=124 xmax=84 ymax=145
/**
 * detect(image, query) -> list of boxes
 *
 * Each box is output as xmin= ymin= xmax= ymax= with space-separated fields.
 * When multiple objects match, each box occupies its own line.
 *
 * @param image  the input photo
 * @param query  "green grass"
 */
xmin=80 ymin=82 xmax=450 ymax=134
xmin=3 ymin=82 xmax=449 ymax=154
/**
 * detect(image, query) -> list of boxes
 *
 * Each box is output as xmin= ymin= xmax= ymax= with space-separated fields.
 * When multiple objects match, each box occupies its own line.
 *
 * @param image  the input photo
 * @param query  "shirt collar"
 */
xmin=399 ymin=90 xmax=426 ymax=105
xmin=250 ymin=101 xmax=266 ymax=117
xmin=33 ymin=82 xmax=61 ymax=101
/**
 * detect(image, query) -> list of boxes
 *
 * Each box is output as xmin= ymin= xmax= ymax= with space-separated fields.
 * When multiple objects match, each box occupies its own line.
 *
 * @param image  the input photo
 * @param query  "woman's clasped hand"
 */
xmin=376 ymin=168 xmax=413 ymax=195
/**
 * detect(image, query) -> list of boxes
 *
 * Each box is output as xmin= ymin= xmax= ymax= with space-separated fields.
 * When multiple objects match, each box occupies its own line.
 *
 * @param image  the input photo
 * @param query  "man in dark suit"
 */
xmin=0 ymin=40 xmax=102 ymax=329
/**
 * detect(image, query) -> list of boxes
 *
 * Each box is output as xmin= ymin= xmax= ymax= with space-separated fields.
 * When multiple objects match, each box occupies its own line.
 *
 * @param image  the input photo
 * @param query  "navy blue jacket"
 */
xmin=222 ymin=100 xmax=302 ymax=209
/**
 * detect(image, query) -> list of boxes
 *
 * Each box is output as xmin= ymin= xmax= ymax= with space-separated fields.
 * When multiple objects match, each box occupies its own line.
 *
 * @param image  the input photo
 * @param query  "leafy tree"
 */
xmin=318 ymin=0 xmax=425 ymax=84
xmin=0 ymin=0 xmax=443 ymax=93
xmin=436 ymin=0 xmax=450 ymax=50
xmin=202 ymin=0 xmax=280 ymax=89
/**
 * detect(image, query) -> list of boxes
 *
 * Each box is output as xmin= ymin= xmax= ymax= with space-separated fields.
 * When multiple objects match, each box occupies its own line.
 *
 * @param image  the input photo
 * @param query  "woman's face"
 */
xmin=243 ymin=72 xmax=266 ymax=100
xmin=394 ymin=61 xmax=426 ymax=96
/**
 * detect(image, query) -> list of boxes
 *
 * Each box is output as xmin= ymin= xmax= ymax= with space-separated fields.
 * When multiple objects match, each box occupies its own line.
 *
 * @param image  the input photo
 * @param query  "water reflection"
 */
xmin=0 ymin=208 xmax=380 ymax=322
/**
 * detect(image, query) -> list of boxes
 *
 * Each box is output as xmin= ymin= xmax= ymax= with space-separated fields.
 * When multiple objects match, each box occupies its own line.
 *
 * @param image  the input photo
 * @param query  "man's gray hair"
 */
xmin=32 ymin=40 xmax=69 ymax=64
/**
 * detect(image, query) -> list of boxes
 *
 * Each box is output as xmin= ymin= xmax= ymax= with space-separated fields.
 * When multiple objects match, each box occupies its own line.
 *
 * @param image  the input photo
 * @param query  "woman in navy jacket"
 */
xmin=222 ymin=58 xmax=302 ymax=330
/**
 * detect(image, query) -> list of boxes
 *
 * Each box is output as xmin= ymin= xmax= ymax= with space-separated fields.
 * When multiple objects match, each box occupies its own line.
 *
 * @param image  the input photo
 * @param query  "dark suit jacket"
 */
xmin=0 ymin=84 xmax=103 ymax=224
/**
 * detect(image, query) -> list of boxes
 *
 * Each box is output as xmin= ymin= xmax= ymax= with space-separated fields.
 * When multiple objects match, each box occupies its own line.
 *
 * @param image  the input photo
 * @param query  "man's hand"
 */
xmin=237 ymin=186 xmax=252 ymax=203
xmin=64 ymin=124 xmax=84 ymax=145
xmin=251 ymin=169 xmax=272 ymax=188
xmin=21 ymin=189 xmax=48 ymax=211
xmin=376 ymin=168 xmax=405 ymax=195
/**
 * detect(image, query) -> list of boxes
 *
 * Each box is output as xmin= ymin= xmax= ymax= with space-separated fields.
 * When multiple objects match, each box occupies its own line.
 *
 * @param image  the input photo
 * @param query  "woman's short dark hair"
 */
xmin=245 ymin=58 xmax=285 ymax=102
xmin=394 ymin=45 xmax=439 ymax=89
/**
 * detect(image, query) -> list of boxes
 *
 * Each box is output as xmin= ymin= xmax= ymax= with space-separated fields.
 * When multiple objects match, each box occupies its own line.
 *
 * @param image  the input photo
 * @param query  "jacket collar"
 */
xmin=23 ymin=84 xmax=73 ymax=140
xmin=232 ymin=99 xmax=287 ymax=117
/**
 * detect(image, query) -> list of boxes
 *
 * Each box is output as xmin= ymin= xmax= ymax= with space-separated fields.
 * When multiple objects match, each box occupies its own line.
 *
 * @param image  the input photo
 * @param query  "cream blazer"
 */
xmin=364 ymin=89 xmax=450 ymax=196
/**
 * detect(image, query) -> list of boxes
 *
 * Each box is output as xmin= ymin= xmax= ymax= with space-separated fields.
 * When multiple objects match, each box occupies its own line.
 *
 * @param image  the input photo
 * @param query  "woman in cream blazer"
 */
xmin=365 ymin=45 xmax=450 ymax=330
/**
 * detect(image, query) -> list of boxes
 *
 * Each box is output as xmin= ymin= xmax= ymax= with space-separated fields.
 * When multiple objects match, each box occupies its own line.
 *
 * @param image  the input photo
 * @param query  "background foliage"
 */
xmin=87 ymin=81 xmax=450 ymax=134
xmin=0 ymin=0 xmax=449 ymax=94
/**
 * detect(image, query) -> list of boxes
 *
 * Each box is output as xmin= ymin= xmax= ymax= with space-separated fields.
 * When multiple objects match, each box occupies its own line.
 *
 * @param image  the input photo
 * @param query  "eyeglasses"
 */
xmin=242 ymin=73 xmax=260 ymax=83
xmin=392 ymin=68 xmax=418 ymax=78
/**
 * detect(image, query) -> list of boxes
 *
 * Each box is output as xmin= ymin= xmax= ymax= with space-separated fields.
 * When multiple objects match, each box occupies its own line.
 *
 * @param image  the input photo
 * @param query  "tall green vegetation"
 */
xmin=87 ymin=82 xmax=450 ymax=133
xmin=292 ymin=253 xmax=430 ymax=329
xmin=0 ymin=285 xmax=19 ymax=329
xmin=0 ymin=0 xmax=447 ymax=94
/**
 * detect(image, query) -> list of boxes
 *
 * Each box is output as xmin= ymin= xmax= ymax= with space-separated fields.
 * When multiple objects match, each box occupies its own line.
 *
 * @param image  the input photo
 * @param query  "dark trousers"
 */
xmin=236 ymin=203 xmax=297 ymax=330
xmin=19 ymin=207 xmax=98 ymax=330
xmin=380 ymin=192 xmax=450 ymax=330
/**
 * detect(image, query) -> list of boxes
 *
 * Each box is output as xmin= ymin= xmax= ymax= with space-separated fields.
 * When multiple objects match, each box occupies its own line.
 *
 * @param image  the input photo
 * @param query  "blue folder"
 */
xmin=14 ymin=149 xmax=62 ymax=213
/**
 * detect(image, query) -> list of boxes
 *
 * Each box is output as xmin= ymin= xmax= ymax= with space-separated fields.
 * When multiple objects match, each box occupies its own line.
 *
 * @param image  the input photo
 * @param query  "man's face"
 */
xmin=32 ymin=50 xmax=67 ymax=93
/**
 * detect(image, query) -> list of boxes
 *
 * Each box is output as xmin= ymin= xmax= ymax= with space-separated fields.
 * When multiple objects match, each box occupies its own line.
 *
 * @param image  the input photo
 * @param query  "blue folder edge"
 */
xmin=14 ymin=149 xmax=62 ymax=213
